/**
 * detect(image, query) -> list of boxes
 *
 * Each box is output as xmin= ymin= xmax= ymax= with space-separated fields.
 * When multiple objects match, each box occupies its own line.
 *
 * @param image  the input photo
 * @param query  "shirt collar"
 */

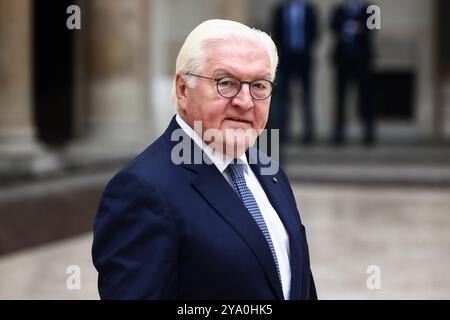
xmin=175 ymin=114 xmax=249 ymax=174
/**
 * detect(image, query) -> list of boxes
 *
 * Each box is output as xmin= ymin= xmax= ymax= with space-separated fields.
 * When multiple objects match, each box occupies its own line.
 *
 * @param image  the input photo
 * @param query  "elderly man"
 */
xmin=92 ymin=19 xmax=316 ymax=300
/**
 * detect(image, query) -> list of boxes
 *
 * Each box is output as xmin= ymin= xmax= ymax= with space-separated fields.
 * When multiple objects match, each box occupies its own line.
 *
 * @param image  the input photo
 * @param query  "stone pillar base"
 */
xmin=0 ymin=142 xmax=63 ymax=183
xmin=61 ymin=129 xmax=153 ymax=170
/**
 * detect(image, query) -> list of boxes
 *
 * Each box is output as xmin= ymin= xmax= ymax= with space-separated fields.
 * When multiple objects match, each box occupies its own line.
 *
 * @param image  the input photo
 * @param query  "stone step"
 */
xmin=283 ymin=145 xmax=450 ymax=187
xmin=283 ymin=145 xmax=450 ymax=166
xmin=285 ymin=163 xmax=450 ymax=186
xmin=282 ymin=144 xmax=450 ymax=186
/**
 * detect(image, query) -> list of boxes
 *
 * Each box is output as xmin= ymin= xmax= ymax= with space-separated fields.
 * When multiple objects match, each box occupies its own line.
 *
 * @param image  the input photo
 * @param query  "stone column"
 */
xmin=0 ymin=0 xmax=56 ymax=178
xmin=79 ymin=0 xmax=151 ymax=156
xmin=415 ymin=0 xmax=437 ymax=141
xmin=0 ymin=0 xmax=61 ymax=178
xmin=442 ymin=80 xmax=450 ymax=139
xmin=0 ymin=0 xmax=34 ymax=154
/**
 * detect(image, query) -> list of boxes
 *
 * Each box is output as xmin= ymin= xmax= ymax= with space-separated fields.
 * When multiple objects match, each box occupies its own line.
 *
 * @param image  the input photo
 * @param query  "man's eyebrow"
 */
xmin=212 ymin=68 xmax=272 ymax=80
xmin=211 ymin=68 xmax=233 ymax=77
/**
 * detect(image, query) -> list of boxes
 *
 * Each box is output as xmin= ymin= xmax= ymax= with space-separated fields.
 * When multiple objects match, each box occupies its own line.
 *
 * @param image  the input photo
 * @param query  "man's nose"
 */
xmin=232 ymin=83 xmax=254 ymax=110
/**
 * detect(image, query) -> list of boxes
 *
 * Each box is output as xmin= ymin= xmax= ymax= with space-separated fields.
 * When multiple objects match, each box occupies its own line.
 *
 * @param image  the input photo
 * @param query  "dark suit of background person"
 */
xmin=272 ymin=0 xmax=318 ymax=145
xmin=92 ymin=116 xmax=317 ymax=300
xmin=331 ymin=0 xmax=376 ymax=146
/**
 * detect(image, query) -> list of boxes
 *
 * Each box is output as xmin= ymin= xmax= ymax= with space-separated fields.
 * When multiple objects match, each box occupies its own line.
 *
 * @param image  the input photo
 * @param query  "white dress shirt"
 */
xmin=175 ymin=114 xmax=291 ymax=299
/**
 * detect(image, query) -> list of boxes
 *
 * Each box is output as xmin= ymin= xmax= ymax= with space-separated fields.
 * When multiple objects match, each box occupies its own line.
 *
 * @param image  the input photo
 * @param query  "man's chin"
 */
xmin=207 ymin=139 xmax=251 ymax=158
xmin=225 ymin=139 xmax=254 ymax=159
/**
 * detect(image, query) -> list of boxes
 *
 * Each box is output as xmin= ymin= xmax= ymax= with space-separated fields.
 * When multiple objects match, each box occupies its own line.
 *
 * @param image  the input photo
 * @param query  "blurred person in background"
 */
xmin=272 ymin=0 xmax=318 ymax=146
xmin=92 ymin=19 xmax=316 ymax=300
xmin=330 ymin=0 xmax=376 ymax=146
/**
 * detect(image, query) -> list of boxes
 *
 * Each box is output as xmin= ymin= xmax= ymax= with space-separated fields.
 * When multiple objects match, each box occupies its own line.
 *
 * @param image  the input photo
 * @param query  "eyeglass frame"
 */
xmin=183 ymin=72 xmax=275 ymax=100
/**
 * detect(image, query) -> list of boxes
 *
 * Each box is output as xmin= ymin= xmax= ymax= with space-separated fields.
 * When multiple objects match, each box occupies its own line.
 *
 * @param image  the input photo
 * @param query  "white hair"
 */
xmin=171 ymin=19 xmax=279 ymax=105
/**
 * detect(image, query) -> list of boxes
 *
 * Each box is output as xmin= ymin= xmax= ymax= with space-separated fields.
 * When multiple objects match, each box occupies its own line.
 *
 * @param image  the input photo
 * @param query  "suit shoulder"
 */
xmin=106 ymin=134 xmax=178 ymax=190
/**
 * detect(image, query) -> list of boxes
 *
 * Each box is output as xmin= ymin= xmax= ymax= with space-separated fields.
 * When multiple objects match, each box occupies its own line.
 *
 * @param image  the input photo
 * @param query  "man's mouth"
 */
xmin=226 ymin=117 xmax=251 ymax=124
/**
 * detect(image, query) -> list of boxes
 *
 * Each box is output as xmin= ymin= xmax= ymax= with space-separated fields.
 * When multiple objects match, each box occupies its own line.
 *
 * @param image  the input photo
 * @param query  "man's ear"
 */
xmin=176 ymin=74 xmax=188 ymax=115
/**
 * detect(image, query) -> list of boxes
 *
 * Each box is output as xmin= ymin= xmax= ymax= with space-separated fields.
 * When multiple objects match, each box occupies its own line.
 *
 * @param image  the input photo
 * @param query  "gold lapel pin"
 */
xmin=272 ymin=177 xmax=278 ymax=184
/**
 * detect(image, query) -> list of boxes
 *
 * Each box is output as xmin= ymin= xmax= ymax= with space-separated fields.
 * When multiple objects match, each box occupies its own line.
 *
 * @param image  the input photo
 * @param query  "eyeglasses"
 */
xmin=184 ymin=73 xmax=274 ymax=100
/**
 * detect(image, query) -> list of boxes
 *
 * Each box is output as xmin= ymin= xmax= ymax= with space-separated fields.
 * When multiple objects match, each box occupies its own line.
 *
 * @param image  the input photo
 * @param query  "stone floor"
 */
xmin=297 ymin=184 xmax=450 ymax=299
xmin=0 ymin=182 xmax=449 ymax=300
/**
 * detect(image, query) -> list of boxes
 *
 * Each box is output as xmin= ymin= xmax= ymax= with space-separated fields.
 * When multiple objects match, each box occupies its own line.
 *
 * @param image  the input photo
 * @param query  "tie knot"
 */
xmin=227 ymin=162 xmax=246 ymax=181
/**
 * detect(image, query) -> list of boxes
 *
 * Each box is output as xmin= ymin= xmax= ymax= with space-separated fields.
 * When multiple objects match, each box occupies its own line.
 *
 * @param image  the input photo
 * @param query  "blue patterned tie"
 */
xmin=227 ymin=163 xmax=282 ymax=286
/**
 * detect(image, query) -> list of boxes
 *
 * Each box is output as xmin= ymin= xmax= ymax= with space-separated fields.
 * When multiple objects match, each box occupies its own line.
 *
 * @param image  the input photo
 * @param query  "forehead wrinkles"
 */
xmin=204 ymin=41 xmax=271 ymax=78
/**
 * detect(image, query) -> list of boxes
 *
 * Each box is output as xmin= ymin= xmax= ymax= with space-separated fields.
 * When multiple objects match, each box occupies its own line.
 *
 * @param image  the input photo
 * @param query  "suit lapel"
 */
xmin=248 ymin=151 xmax=309 ymax=300
xmin=191 ymin=163 xmax=284 ymax=300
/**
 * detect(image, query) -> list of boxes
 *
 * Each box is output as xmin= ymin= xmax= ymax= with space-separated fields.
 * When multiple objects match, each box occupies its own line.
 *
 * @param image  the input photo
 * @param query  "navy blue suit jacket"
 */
xmin=92 ymin=116 xmax=317 ymax=300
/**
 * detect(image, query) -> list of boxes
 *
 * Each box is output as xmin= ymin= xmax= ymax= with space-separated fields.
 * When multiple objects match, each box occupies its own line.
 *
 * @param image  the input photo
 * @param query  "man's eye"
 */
xmin=252 ymin=82 xmax=267 ymax=90
xmin=218 ymin=78 xmax=238 ymax=87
